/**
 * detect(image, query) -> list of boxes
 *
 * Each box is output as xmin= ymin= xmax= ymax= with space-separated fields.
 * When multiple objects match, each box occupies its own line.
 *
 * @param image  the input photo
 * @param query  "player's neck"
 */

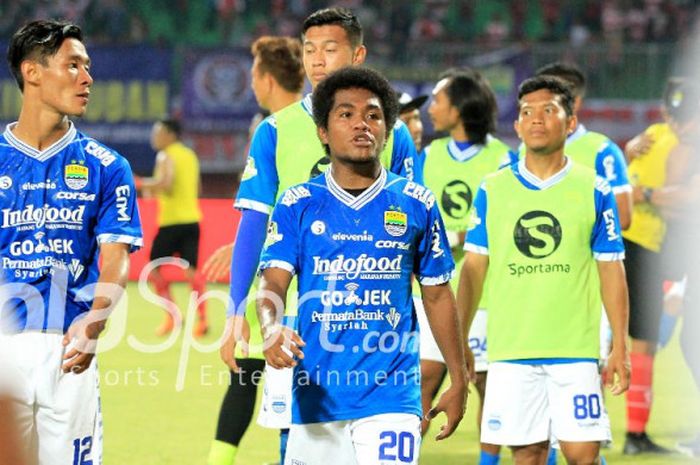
xmin=14 ymin=106 xmax=71 ymax=151
xmin=524 ymin=151 xmax=566 ymax=180
xmin=329 ymin=160 xmax=381 ymax=190
xmin=267 ymin=90 xmax=302 ymax=113
xmin=450 ymin=125 xmax=468 ymax=142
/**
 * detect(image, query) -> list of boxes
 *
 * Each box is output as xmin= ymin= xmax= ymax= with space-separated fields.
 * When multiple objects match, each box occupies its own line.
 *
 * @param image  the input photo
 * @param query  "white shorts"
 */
xmin=481 ymin=362 xmax=611 ymax=446
xmin=257 ymin=364 xmax=293 ymax=429
xmin=284 ymin=413 xmax=421 ymax=465
xmin=415 ymin=297 xmax=488 ymax=372
xmin=0 ymin=332 xmax=103 ymax=465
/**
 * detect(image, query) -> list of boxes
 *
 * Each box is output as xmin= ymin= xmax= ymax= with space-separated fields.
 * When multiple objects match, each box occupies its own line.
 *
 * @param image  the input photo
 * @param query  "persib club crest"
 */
xmin=64 ymin=161 xmax=88 ymax=190
xmin=384 ymin=209 xmax=407 ymax=237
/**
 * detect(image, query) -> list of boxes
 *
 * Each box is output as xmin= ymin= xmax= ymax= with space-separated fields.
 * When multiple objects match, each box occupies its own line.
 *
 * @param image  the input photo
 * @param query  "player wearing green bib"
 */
xmin=413 ymin=68 xmax=514 ymax=465
xmin=458 ymin=76 xmax=629 ymax=465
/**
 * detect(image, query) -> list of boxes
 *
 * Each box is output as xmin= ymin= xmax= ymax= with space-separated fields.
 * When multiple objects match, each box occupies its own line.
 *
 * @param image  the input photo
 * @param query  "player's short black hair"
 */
xmin=535 ymin=62 xmax=586 ymax=98
xmin=7 ymin=20 xmax=83 ymax=91
xmin=312 ymin=66 xmax=398 ymax=155
xmin=157 ymin=118 xmax=181 ymax=137
xmin=664 ymin=77 xmax=700 ymax=123
xmin=302 ymin=8 xmax=363 ymax=48
xmin=517 ymin=76 xmax=575 ymax=117
xmin=439 ymin=68 xmax=497 ymax=145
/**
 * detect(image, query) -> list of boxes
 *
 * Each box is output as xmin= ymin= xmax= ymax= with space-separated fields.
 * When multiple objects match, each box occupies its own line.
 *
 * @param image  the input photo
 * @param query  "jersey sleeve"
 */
xmin=95 ymin=156 xmax=143 ymax=252
xmin=596 ymin=140 xmax=631 ymax=195
xmin=234 ymin=116 xmax=280 ymax=214
xmin=463 ymin=183 xmax=489 ymax=254
xmin=390 ymin=121 xmax=419 ymax=183
xmin=258 ymin=194 xmax=300 ymax=276
xmin=591 ymin=176 xmax=625 ymax=261
xmin=414 ymin=198 xmax=455 ymax=285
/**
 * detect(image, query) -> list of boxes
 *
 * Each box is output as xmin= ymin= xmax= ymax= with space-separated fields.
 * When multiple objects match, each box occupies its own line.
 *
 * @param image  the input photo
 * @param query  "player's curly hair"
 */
xmin=312 ymin=66 xmax=398 ymax=155
xmin=302 ymin=7 xmax=363 ymax=49
xmin=437 ymin=67 xmax=497 ymax=145
xmin=7 ymin=20 xmax=83 ymax=92
xmin=517 ymin=76 xmax=575 ymax=117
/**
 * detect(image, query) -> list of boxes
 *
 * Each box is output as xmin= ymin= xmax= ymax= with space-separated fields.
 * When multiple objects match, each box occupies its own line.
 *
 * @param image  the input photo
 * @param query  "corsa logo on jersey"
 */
xmin=513 ymin=210 xmax=562 ymax=259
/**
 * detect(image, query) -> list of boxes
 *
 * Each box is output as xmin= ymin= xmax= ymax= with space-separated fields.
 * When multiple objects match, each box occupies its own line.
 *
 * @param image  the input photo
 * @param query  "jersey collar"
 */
xmin=301 ymin=94 xmax=313 ymax=117
xmin=566 ymin=123 xmax=587 ymax=144
xmin=447 ymin=136 xmax=489 ymax=162
xmin=4 ymin=121 xmax=77 ymax=162
xmin=515 ymin=156 xmax=573 ymax=190
xmin=326 ymin=166 xmax=387 ymax=210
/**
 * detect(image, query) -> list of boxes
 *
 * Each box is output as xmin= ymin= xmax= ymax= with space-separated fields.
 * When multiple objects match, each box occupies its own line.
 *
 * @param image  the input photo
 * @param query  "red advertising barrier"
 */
xmin=129 ymin=198 xmax=240 ymax=282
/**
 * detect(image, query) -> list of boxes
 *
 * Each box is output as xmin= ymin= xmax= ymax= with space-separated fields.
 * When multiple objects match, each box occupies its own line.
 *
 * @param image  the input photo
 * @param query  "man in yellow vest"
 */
xmin=458 ymin=75 xmax=629 ymax=465
xmin=136 ymin=119 xmax=206 ymax=337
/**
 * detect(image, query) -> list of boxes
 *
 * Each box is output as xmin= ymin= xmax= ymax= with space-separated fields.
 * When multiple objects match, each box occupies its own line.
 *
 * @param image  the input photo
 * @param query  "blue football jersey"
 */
xmin=0 ymin=123 xmax=142 ymax=333
xmin=259 ymin=168 xmax=454 ymax=424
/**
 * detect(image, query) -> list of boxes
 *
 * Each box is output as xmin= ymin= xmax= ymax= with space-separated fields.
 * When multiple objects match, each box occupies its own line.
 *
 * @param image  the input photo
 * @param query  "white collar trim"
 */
xmin=326 ymin=166 xmax=387 ymax=210
xmin=518 ymin=156 xmax=573 ymax=190
xmin=4 ymin=121 xmax=77 ymax=161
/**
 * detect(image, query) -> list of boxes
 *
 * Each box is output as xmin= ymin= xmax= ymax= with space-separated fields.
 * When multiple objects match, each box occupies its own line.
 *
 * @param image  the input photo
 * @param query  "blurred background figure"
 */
xmin=136 ymin=118 xmax=207 ymax=337
xmin=397 ymin=90 xmax=428 ymax=151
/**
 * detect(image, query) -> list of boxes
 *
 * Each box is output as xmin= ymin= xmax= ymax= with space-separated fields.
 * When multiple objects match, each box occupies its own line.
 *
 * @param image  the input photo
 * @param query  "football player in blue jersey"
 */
xmin=256 ymin=66 xmax=468 ymax=465
xmin=209 ymin=8 xmax=420 ymax=465
xmin=0 ymin=20 xmax=142 ymax=465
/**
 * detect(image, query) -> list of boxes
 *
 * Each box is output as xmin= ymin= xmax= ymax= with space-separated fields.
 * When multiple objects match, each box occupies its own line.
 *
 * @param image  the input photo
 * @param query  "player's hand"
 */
xmin=62 ymin=311 xmax=107 ymax=374
xmin=605 ymin=345 xmax=630 ymax=395
xmin=202 ymin=243 xmax=233 ymax=281
xmin=464 ymin=346 xmax=477 ymax=383
xmin=624 ymin=133 xmax=653 ymax=161
xmin=220 ymin=315 xmax=250 ymax=372
xmin=426 ymin=380 xmax=467 ymax=440
xmin=262 ymin=325 xmax=305 ymax=369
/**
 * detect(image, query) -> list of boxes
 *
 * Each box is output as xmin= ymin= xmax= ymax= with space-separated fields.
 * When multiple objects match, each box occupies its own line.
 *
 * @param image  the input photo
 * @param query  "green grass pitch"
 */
xmin=98 ymin=283 xmax=700 ymax=464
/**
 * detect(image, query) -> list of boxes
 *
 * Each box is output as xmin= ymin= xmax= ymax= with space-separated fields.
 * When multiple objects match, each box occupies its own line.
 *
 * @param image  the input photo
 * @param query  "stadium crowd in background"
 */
xmin=0 ymin=0 xmax=697 ymax=52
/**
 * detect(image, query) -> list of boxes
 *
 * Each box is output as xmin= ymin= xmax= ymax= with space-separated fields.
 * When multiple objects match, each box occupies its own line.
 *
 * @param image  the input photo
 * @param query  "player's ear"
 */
xmin=513 ymin=119 xmax=521 ymax=139
xmin=20 ymin=59 xmax=41 ymax=88
xmin=352 ymin=45 xmax=366 ymax=65
xmin=317 ymin=125 xmax=329 ymax=145
xmin=566 ymin=114 xmax=578 ymax=135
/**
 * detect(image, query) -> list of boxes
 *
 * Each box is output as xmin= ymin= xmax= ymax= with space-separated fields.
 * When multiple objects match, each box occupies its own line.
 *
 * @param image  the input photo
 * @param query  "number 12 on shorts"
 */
xmin=573 ymin=393 xmax=601 ymax=420
xmin=72 ymin=436 xmax=93 ymax=465
xmin=378 ymin=431 xmax=415 ymax=463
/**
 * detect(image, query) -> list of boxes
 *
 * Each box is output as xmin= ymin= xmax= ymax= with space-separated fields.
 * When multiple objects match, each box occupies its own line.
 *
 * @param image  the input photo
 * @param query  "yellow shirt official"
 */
xmin=156 ymin=141 xmax=202 ymax=226
xmin=622 ymin=123 xmax=678 ymax=252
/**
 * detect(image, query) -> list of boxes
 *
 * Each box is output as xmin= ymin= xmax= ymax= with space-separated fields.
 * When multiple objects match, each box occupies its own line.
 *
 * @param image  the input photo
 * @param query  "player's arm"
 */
xmin=135 ymin=151 xmax=174 ymax=194
xmin=456 ymin=183 xmax=489 ymax=375
xmin=257 ymin=267 xmax=304 ymax=369
xmin=597 ymin=259 xmax=629 ymax=395
xmin=592 ymin=176 xmax=630 ymax=394
xmin=614 ymin=192 xmax=632 ymax=230
xmin=599 ymin=142 xmax=633 ymax=230
xmin=390 ymin=121 xmax=420 ymax=182
xmin=420 ymin=282 xmax=468 ymax=440
xmin=62 ymin=242 xmax=130 ymax=374
xmin=415 ymin=198 xmax=467 ymax=440
xmin=456 ymin=251 xmax=488 ymax=379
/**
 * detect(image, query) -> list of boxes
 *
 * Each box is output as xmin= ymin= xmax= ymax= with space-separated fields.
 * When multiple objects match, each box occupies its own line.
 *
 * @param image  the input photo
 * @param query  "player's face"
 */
xmin=150 ymin=122 xmax=169 ymax=151
xmin=250 ymin=56 xmax=270 ymax=110
xmin=514 ymin=88 xmax=576 ymax=156
xmin=318 ymin=87 xmax=386 ymax=165
xmin=400 ymin=109 xmax=423 ymax=151
xmin=428 ymin=84 xmax=459 ymax=133
xmin=303 ymin=25 xmax=366 ymax=89
xmin=34 ymin=38 xmax=92 ymax=117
